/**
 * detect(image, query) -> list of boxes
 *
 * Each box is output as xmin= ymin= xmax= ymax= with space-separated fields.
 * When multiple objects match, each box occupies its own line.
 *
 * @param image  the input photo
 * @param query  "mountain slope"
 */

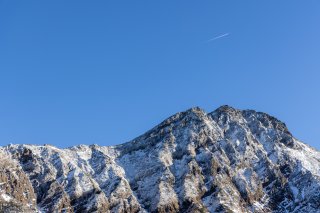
xmin=0 ymin=106 xmax=319 ymax=213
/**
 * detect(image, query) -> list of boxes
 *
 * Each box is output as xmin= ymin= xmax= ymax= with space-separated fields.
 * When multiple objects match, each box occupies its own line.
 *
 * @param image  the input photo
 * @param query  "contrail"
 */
xmin=207 ymin=33 xmax=230 ymax=42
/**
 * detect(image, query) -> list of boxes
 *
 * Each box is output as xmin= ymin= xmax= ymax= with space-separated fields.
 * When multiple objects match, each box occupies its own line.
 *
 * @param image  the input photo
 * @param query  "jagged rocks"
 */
xmin=0 ymin=105 xmax=319 ymax=212
xmin=0 ymin=151 xmax=37 ymax=213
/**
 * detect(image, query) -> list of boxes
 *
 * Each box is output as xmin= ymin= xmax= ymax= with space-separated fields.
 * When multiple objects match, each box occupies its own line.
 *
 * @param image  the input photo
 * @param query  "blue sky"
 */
xmin=0 ymin=1 xmax=319 ymax=149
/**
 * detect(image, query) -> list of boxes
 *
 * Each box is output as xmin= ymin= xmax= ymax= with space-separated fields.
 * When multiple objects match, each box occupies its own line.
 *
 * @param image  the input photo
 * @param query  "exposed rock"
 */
xmin=0 ymin=150 xmax=37 ymax=213
xmin=0 ymin=106 xmax=319 ymax=212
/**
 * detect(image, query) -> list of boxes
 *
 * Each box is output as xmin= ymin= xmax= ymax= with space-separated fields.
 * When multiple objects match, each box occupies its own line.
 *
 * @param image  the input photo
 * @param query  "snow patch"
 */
xmin=1 ymin=193 xmax=12 ymax=202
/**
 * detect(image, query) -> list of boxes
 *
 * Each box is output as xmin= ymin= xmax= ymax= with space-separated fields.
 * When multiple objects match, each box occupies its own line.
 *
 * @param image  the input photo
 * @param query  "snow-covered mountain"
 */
xmin=0 ymin=105 xmax=319 ymax=213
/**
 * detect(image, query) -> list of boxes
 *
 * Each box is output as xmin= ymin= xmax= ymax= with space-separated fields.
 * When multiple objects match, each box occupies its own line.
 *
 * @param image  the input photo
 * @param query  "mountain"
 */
xmin=0 ymin=105 xmax=319 ymax=213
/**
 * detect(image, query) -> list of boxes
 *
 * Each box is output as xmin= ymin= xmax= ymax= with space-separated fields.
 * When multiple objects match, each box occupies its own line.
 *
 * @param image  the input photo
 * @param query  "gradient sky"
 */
xmin=0 ymin=1 xmax=319 ymax=149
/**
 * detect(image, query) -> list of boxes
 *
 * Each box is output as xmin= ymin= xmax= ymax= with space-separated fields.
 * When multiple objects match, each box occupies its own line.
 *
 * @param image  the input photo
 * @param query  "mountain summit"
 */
xmin=0 ymin=106 xmax=319 ymax=213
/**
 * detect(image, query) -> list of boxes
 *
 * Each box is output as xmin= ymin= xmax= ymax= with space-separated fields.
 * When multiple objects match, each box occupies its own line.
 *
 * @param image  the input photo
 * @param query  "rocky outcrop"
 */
xmin=0 ymin=105 xmax=319 ymax=212
xmin=0 ymin=150 xmax=37 ymax=213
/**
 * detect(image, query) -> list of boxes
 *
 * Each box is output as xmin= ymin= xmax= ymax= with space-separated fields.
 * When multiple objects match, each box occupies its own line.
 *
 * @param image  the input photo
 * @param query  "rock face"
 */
xmin=0 ymin=150 xmax=38 ymax=212
xmin=0 ymin=105 xmax=319 ymax=213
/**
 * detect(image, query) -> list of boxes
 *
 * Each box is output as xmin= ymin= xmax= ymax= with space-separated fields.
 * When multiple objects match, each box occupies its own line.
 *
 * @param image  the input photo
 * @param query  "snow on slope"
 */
xmin=0 ymin=105 xmax=319 ymax=213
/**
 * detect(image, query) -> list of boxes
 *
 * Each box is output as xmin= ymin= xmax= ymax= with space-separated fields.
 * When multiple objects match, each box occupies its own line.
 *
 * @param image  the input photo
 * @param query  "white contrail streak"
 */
xmin=207 ymin=33 xmax=230 ymax=42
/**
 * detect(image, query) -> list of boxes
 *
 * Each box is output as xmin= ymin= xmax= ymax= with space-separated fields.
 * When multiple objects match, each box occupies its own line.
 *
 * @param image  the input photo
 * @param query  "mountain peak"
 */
xmin=0 ymin=106 xmax=319 ymax=213
xmin=214 ymin=104 xmax=239 ymax=112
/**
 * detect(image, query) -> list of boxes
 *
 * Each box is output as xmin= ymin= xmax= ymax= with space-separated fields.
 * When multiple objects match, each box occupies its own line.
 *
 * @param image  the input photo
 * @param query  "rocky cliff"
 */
xmin=0 ymin=106 xmax=319 ymax=212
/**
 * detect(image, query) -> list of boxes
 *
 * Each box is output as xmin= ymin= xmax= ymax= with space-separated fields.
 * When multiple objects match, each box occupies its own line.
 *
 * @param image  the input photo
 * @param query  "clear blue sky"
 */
xmin=0 ymin=1 xmax=319 ymax=149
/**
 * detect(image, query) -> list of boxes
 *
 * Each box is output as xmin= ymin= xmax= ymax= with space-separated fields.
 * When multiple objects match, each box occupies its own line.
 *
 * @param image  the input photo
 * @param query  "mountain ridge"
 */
xmin=0 ymin=105 xmax=319 ymax=213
